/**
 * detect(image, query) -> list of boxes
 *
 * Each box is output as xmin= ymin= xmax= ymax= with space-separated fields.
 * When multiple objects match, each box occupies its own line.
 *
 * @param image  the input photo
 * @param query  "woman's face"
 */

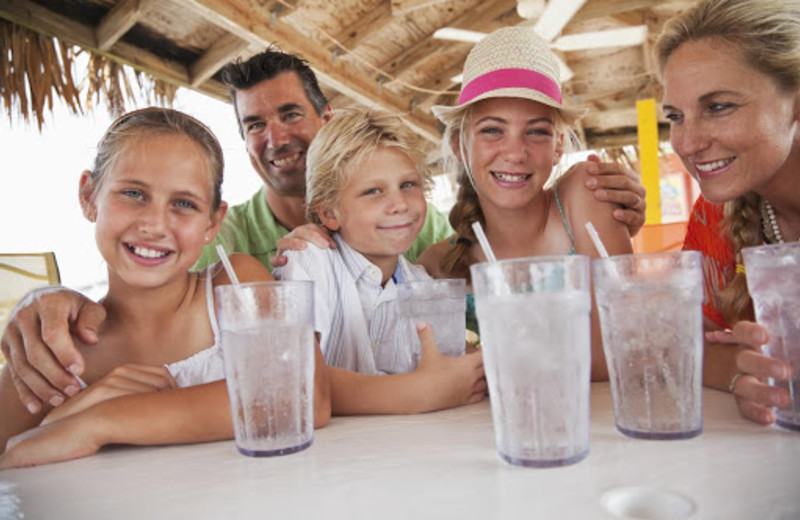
xmin=662 ymin=39 xmax=799 ymax=203
xmin=464 ymin=97 xmax=562 ymax=211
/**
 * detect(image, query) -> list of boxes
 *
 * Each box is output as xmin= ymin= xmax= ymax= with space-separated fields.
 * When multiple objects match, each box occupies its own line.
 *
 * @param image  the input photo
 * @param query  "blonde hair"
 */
xmin=90 ymin=107 xmax=225 ymax=211
xmin=655 ymin=0 xmax=800 ymax=323
xmin=305 ymin=108 xmax=433 ymax=225
xmin=437 ymin=102 xmax=580 ymax=280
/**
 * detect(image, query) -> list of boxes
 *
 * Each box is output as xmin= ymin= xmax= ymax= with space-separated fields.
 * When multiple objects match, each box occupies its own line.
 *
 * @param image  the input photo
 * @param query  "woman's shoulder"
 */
xmin=415 ymin=236 xmax=454 ymax=278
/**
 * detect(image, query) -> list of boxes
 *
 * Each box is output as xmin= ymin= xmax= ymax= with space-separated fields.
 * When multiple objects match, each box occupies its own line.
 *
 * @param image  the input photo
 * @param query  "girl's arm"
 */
xmin=328 ymin=323 xmax=485 ymax=415
xmin=0 ymin=365 xmax=48 ymax=452
xmin=0 ymin=380 xmax=232 ymax=469
xmin=560 ymin=163 xmax=634 ymax=381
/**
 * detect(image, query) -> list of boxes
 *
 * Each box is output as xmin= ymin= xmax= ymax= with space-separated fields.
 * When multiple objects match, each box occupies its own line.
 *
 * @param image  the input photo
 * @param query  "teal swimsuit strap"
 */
xmin=553 ymin=179 xmax=576 ymax=255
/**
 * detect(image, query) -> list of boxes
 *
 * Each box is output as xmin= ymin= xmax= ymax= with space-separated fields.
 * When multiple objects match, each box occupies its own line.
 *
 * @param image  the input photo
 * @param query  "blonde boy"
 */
xmin=275 ymin=108 xmax=439 ymax=375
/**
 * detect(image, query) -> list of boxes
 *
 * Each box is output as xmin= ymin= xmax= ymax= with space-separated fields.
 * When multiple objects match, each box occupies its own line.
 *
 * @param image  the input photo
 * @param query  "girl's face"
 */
xmin=82 ymin=133 xmax=224 ymax=289
xmin=464 ymin=97 xmax=562 ymax=211
xmin=662 ymin=39 xmax=800 ymax=203
xmin=318 ymin=146 xmax=426 ymax=279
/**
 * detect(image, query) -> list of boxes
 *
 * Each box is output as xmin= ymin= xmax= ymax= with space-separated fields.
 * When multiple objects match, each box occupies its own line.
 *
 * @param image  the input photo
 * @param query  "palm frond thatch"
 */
xmin=1 ymin=19 xmax=177 ymax=129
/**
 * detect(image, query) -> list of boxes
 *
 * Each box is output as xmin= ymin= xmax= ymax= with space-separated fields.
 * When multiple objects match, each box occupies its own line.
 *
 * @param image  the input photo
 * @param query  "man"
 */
xmin=1 ymin=47 xmax=647 ymax=414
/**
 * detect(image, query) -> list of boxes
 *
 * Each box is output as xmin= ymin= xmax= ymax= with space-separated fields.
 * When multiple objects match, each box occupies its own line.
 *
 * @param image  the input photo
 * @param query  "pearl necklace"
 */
xmin=760 ymin=197 xmax=784 ymax=244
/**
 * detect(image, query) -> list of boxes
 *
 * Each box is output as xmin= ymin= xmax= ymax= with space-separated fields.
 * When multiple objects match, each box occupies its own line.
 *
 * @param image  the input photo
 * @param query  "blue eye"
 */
xmin=362 ymin=187 xmax=380 ymax=195
xmin=122 ymin=189 xmax=143 ymax=199
xmin=400 ymin=181 xmax=418 ymax=189
xmin=664 ymin=112 xmax=683 ymax=123
xmin=480 ymin=126 xmax=501 ymax=135
xmin=708 ymin=102 xmax=734 ymax=113
xmin=175 ymin=200 xmax=198 ymax=210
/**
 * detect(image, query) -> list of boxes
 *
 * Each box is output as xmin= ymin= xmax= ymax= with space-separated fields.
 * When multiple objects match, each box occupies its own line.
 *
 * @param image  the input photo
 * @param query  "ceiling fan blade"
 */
xmin=551 ymin=25 xmax=648 ymax=52
xmin=432 ymin=27 xmax=486 ymax=43
xmin=533 ymin=0 xmax=588 ymax=42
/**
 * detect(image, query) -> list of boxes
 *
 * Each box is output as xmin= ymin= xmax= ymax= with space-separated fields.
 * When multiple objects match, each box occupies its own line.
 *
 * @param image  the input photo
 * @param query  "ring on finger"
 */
xmin=729 ymin=371 xmax=746 ymax=393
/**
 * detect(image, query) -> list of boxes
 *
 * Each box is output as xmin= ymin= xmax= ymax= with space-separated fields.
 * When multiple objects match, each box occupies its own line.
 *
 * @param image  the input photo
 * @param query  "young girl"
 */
xmin=274 ymin=107 xmax=486 ymax=414
xmin=0 ymin=108 xmax=331 ymax=463
xmin=417 ymin=27 xmax=633 ymax=381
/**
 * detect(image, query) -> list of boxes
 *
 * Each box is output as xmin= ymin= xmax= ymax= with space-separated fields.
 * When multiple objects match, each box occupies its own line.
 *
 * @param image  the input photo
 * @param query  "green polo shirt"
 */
xmin=194 ymin=187 xmax=453 ymax=271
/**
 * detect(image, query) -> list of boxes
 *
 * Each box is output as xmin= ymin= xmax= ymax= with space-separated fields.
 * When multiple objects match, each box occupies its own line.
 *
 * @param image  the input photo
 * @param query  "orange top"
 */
xmin=682 ymin=196 xmax=735 ymax=329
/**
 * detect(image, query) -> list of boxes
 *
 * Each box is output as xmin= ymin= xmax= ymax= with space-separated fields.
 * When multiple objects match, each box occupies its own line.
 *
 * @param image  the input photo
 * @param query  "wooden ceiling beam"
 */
xmin=190 ymin=34 xmax=252 ymax=87
xmin=573 ymin=0 xmax=674 ymax=23
xmin=0 ymin=0 xmax=229 ymax=101
xmin=381 ymin=0 xmax=516 ymax=76
xmin=390 ymin=0 xmax=452 ymax=16
xmin=333 ymin=0 xmax=393 ymax=53
xmin=178 ymin=0 xmax=441 ymax=143
xmin=95 ymin=0 xmax=159 ymax=51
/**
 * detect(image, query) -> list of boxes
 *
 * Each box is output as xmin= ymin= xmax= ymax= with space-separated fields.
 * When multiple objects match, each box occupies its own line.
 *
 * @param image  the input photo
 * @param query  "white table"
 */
xmin=1 ymin=384 xmax=798 ymax=519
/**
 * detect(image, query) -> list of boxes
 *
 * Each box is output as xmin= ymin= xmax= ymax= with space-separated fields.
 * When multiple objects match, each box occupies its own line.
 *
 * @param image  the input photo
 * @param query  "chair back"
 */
xmin=0 ymin=252 xmax=61 ymax=333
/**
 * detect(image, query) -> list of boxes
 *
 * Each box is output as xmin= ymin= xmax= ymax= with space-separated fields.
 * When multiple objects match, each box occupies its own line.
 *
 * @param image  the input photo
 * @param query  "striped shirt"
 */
xmin=273 ymin=233 xmax=431 ymax=375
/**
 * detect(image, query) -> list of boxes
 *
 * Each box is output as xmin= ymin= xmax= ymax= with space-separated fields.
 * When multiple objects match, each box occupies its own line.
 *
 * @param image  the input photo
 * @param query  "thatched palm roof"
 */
xmin=1 ymin=0 xmax=694 ymax=149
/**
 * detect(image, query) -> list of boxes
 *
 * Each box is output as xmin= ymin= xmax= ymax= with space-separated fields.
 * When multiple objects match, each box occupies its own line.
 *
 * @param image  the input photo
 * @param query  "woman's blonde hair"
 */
xmin=305 ymin=108 xmax=433 ymax=225
xmin=655 ymin=0 xmax=800 ymax=323
xmin=90 ymin=107 xmax=225 ymax=211
xmin=436 ymin=102 xmax=580 ymax=280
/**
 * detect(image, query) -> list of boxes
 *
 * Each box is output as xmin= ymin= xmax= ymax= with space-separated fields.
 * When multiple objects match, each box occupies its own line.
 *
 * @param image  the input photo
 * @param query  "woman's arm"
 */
xmin=0 ymin=365 xmax=48 ymax=452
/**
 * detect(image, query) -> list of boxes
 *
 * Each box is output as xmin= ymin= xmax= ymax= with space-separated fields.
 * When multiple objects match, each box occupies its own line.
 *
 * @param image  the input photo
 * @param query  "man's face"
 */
xmin=235 ymin=72 xmax=330 ymax=198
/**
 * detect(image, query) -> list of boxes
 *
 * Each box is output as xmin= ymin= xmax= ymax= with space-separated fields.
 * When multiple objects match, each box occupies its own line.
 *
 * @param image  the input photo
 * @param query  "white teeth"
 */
xmin=493 ymin=172 xmax=529 ymax=182
xmin=272 ymin=153 xmax=300 ymax=167
xmin=131 ymin=245 xmax=169 ymax=258
xmin=695 ymin=158 xmax=733 ymax=173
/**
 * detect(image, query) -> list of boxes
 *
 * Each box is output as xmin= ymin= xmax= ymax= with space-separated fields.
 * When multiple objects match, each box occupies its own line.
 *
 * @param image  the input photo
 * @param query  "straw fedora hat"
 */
xmin=431 ymin=27 xmax=586 ymax=124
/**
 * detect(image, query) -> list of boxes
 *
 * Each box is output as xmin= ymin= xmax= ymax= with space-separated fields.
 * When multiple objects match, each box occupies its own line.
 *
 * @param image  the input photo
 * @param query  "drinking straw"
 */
xmin=584 ymin=222 xmax=609 ymax=258
xmin=471 ymin=221 xmax=498 ymax=263
xmin=215 ymin=244 xmax=247 ymax=303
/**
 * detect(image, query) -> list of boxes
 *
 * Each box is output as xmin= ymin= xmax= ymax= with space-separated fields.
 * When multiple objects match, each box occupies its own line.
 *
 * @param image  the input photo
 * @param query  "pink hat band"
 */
xmin=457 ymin=68 xmax=562 ymax=106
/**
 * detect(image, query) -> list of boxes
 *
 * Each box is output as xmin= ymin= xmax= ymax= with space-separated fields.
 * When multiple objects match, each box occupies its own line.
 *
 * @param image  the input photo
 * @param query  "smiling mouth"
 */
xmin=694 ymin=158 xmax=734 ymax=174
xmin=270 ymin=151 xmax=303 ymax=168
xmin=492 ymin=171 xmax=532 ymax=182
xmin=125 ymin=243 xmax=171 ymax=259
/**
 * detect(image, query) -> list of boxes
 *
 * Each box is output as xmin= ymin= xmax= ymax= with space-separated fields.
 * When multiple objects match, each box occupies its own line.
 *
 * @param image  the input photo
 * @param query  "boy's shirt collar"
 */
xmin=333 ymin=232 xmax=402 ymax=287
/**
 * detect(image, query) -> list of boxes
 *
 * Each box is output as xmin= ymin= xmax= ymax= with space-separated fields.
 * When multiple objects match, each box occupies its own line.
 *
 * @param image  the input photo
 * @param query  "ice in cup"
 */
xmin=215 ymin=281 xmax=315 ymax=456
xmin=471 ymin=256 xmax=591 ymax=468
xmin=742 ymin=242 xmax=800 ymax=432
xmin=592 ymin=251 xmax=704 ymax=440
xmin=397 ymin=278 xmax=467 ymax=358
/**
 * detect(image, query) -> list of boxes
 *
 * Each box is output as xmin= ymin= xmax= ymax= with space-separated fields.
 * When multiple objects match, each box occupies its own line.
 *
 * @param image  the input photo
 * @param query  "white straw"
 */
xmin=215 ymin=245 xmax=248 ymax=306
xmin=584 ymin=222 xmax=609 ymax=258
xmin=215 ymin=244 xmax=242 ymax=285
xmin=471 ymin=221 xmax=498 ymax=263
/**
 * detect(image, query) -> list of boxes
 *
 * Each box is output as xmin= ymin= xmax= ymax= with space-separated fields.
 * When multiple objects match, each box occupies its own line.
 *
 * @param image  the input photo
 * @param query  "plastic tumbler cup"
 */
xmin=471 ymin=256 xmax=592 ymax=468
xmin=397 ymin=278 xmax=467 ymax=358
xmin=592 ymin=251 xmax=704 ymax=440
xmin=742 ymin=242 xmax=800 ymax=432
xmin=215 ymin=281 xmax=315 ymax=456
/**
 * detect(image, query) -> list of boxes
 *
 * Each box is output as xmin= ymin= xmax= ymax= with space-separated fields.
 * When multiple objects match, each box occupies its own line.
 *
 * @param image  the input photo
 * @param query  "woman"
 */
xmin=655 ymin=0 xmax=799 ymax=424
xmin=417 ymin=27 xmax=634 ymax=381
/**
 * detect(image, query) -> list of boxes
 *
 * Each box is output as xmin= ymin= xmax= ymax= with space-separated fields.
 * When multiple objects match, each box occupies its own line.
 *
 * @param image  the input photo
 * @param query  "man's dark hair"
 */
xmin=221 ymin=46 xmax=328 ymax=136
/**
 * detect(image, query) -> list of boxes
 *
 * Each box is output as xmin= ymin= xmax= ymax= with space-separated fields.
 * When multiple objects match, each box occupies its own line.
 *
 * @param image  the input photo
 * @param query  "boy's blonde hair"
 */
xmin=305 ymin=108 xmax=433 ymax=225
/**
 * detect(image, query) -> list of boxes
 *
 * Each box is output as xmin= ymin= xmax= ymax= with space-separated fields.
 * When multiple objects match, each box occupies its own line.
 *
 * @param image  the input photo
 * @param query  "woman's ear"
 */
xmin=204 ymin=202 xmax=228 ymax=243
xmin=78 ymin=170 xmax=97 ymax=222
xmin=317 ymin=205 xmax=340 ymax=231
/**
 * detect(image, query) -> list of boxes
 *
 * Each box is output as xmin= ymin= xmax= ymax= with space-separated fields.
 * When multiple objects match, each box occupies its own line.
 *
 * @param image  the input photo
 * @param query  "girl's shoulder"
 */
xmin=210 ymin=253 xmax=273 ymax=287
xmin=415 ymin=236 xmax=454 ymax=278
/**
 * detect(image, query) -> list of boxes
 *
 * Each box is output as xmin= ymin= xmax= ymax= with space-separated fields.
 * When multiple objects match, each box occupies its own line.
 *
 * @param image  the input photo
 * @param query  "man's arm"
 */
xmin=1 ymin=286 xmax=105 ymax=413
xmin=581 ymin=154 xmax=647 ymax=236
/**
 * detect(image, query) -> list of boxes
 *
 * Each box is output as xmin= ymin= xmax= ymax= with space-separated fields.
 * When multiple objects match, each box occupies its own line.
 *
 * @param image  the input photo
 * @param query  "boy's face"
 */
xmin=318 ymin=146 xmax=427 ymax=280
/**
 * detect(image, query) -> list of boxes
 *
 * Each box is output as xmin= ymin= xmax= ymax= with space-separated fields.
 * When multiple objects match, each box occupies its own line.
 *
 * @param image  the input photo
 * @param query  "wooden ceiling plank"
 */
xmin=179 ymin=0 xmax=440 ymax=142
xmin=190 ymin=33 xmax=251 ymax=87
xmin=0 ymin=0 xmax=229 ymax=101
xmin=381 ymin=0 xmax=516 ymax=76
xmin=573 ymin=0 xmax=664 ymax=23
xmin=96 ymin=0 xmax=159 ymax=51
xmin=333 ymin=1 xmax=393 ymax=52
xmin=390 ymin=0 xmax=451 ymax=16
